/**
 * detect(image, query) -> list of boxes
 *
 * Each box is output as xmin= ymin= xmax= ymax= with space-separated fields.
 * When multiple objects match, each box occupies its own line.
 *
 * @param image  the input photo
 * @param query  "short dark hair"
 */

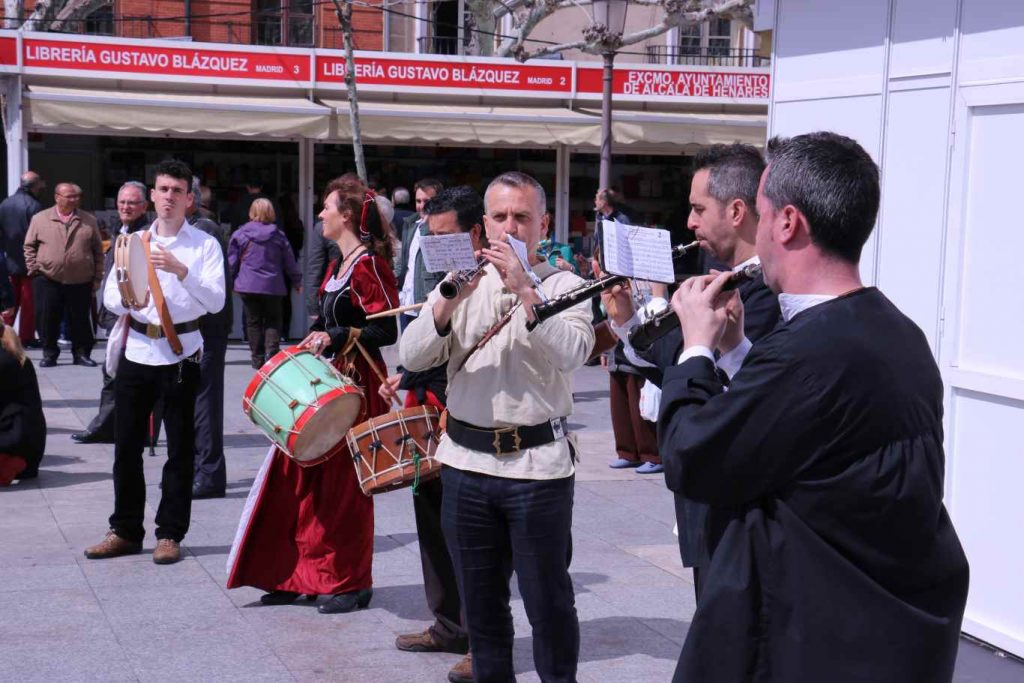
xmin=597 ymin=187 xmax=625 ymax=212
xmin=764 ymin=132 xmax=879 ymax=263
xmin=424 ymin=186 xmax=484 ymax=233
xmin=693 ymin=144 xmax=764 ymax=215
xmin=154 ymin=159 xmax=193 ymax=188
xmin=486 ymin=172 xmax=546 ymax=213
xmin=414 ymin=178 xmax=444 ymax=196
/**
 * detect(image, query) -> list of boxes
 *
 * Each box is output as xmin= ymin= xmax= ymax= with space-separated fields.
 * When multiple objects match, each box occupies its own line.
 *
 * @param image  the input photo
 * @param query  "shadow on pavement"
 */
xmin=41 ymin=398 xmax=100 ymax=409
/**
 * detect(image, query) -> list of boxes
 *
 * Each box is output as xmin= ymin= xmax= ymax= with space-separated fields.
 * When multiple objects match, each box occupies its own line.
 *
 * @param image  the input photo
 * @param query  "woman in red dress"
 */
xmin=227 ymin=174 xmax=398 ymax=614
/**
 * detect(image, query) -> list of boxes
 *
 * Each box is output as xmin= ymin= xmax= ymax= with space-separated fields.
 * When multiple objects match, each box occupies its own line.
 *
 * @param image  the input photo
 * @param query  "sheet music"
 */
xmin=507 ymin=236 xmax=543 ymax=289
xmin=419 ymin=233 xmax=479 ymax=273
xmin=601 ymin=220 xmax=674 ymax=283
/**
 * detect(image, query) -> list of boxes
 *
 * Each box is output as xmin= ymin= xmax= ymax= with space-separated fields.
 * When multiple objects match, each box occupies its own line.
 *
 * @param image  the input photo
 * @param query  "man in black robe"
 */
xmin=601 ymin=144 xmax=779 ymax=599
xmin=659 ymin=131 xmax=969 ymax=681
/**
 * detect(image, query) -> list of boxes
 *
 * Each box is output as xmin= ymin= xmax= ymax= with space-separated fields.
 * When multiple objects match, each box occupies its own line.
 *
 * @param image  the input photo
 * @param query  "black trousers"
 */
xmin=35 ymin=276 xmax=93 ymax=360
xmin=240 ymin=293 xmax=283 ymax=362
xmin=414 ymin=476 xmax=467 ymax=651
xmin=193 ymin=334 xmax=228 ymax=491
xmin=85 ymin=362 xmax=117 ymax=438
xmin=109 ymin=356 xmax=200 ymax=543
xmin=441 ymin=467 xmax=578 ymax=683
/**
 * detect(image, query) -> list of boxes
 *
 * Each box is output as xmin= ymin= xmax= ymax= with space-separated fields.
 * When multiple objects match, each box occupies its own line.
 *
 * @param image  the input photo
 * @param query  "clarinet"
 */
xmin=627 ymin=262 xmax=764 ymax=353
xmin=525 ymin=241 xmax=701 ymax=330
xmin=439 ymin=257 xmax=488 ymax=299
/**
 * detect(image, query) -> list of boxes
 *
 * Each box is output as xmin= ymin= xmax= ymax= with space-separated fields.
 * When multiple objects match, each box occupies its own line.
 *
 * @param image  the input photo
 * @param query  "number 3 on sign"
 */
xmin=293 ymin=65 xmax=300 ymax=74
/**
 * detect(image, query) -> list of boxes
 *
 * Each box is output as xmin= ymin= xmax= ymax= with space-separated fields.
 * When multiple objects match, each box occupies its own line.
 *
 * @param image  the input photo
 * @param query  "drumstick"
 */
xmin=353 ymin=338 xmax=402 ymax=409
xmin=365 ymin=302 xmax=425 ymax=320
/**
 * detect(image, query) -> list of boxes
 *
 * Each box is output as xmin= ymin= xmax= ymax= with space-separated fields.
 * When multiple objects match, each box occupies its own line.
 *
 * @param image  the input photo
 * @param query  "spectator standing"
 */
xmin=198 ymin=185 xmax=217 ymax=222
xmin=391 ymin=186 xmax=414 ymax=235
xmin=23 ymin=183 xmax=103 ymax=368
xmin=227 ymin=178 xmax=278 ymax=231
xmin=0 ymin=171 xmax=46 ymax=345
xmin=305 ymin=220 xmax=340 ymax=319
xmin=188 ymin=177 xmax=233 ymax=499
xmin=395 ymin=179 xmax=442 ymax=331
xmin=229 ymin=198 xmax=301 ymax=369
xmin=72 ymin=181 xmax=150 ymax=444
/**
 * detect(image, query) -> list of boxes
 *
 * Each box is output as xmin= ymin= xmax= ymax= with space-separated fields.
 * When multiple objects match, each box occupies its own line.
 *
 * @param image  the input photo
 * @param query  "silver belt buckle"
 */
xmin=550 ymin=418 xmax=565 ymax=439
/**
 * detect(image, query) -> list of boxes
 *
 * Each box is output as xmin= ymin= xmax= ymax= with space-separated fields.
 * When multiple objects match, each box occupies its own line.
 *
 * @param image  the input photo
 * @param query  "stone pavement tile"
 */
xmin=291 ymin=664 xmax=450 ymax=682
xmin=0 ymin=543 xmax=84 ymax=568
xmin=623 ymin=543 xmax=690 ymax=579
xmin=0 ymin=484 xmax=51 ymax=509
xmin=0 ymin=563 xmax=89 ymax=593
xmin=92 ymin=582 xmax=247 ymax=635
xmin=577 ymin=653 xmax=678 ymax=682
xmin=642 ymin=616 xmax=690 ymax=647
xmin=360 ymin=576 xmax=437 ymax=634
xmin=80 ymin=554 xmax=214 ymax=588
xmin=0 ymin=587 xmax=112 ymax=638
xmin=115 ymin=628 xmax=293 ymax=682
xmin=1 ymin=632 xmax=135 ymax=682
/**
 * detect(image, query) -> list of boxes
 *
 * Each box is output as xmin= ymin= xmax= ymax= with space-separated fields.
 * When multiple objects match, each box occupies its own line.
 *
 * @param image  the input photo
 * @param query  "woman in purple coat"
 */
xmin=229 ymin=199 xmax=302 ymax=368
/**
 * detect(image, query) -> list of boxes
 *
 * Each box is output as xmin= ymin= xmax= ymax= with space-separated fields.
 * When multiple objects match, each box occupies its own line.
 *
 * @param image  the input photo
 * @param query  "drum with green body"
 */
xmin=243 ymin=346 xmax=363 ymax=467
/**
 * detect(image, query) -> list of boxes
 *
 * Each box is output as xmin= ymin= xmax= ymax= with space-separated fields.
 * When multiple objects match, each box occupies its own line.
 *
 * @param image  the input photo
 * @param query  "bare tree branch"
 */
xmin=499 ymin=0 xmax=754 ymax=62
xmin=3 ymin=0 xmax=24 ymax=29
xmin=20 ymin=0 xmax=53 ymax=31
xmin=49 ymin=0 xmax=112 ymax=32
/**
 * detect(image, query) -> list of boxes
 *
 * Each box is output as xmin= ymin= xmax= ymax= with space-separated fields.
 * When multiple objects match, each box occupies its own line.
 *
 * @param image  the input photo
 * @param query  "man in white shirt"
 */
xmin=84 ymin=160 xmax=225 ymax=566
xmin=400 ymin=172 xmax=594 ymax=682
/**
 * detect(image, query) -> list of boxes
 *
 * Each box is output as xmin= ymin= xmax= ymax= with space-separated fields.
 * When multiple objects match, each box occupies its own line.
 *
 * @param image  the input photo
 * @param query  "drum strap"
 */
xmin=141 ymin=232 xmax=184 ymax=356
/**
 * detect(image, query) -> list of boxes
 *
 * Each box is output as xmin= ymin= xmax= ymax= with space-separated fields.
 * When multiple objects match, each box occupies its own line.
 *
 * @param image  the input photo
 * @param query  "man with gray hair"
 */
xmin=401 ymin=171 xmax=594 ymax=682
xmin=73 ymin=181 xmax=150 ymax=444
xmin=0 ymin=171 xmax=46 ymax=345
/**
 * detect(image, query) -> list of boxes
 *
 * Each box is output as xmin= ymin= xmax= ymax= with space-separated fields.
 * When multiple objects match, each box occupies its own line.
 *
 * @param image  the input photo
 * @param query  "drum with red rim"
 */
xmin=347 ymin=406 xmax=443 ymax=495
xmin=243 ymin=346 xmax=363 ymax=467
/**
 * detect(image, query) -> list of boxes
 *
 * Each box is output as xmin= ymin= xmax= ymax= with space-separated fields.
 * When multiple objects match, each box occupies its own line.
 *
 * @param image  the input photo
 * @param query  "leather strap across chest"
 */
xmin=141 ymin=232 xmax=184 ymax=355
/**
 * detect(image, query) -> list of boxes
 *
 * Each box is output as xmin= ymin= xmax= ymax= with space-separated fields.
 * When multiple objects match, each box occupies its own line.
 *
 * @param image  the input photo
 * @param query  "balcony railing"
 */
xmin=417 ymin=35 xmax=461 ymax=55
xmin=645 ymin=46 xmax=769 ymax=68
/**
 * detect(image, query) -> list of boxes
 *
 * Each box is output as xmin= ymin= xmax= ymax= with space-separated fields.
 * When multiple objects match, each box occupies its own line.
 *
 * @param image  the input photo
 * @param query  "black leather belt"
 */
xmin=128 ymin=318 xmax=201 ymax=340
xmin=446 ymin=415 xmax=568 ymax=456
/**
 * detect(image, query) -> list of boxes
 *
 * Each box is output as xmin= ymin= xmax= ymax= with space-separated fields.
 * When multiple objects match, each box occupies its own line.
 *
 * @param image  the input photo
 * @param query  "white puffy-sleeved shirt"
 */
xmin=103 ymin=221 xmax=226 ymax=366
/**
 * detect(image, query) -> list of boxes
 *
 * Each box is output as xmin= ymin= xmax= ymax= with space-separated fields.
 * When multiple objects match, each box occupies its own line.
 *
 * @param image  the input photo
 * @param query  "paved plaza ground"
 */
xmin=1 ymin=340 xmax=1021 ymax=682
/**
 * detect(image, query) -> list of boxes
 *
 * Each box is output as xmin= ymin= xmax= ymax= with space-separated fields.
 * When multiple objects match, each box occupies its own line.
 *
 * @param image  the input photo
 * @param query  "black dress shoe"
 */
xmin=71 ymin=430 xmax=115 ymax=444
xmin=260 ymin=590 xmax=303 ymax=606
xmin=73 ymin=356 xmax=98 ymax=367
xmin=39 ymin=358 xmax=57 ymax=368
xmin=24 ymin=339 xmax=42 ymax=349
xmin=192 ymin=482 xmax=226 ymax=499
xmin=318 ymin=588 xmax=373 ymax=614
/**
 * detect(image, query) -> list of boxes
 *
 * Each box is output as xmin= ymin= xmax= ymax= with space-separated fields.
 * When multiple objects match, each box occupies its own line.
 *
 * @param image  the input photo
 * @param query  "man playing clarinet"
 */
xmin=660 ymin=132 xmax=968 ymax=681
xmin=602 ymin=143 xmax=779 ymax=600
xmin=400 ymin=172 xmax=593 ymax=682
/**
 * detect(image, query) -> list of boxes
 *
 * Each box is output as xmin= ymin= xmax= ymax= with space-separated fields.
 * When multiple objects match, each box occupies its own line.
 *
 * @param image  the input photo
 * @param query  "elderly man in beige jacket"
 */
xmin=23 ymin=182 xmax=103 ymax=367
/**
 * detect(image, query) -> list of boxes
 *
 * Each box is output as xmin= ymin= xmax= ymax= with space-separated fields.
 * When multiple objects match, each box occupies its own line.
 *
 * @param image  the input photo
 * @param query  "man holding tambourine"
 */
xmin=84 ymin=159 xmax=226 ymax=566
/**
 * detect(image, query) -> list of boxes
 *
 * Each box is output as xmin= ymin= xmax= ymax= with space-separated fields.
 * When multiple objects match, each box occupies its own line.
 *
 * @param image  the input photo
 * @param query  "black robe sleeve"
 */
xmin=658 ymin=328 xmax=820 ymax=506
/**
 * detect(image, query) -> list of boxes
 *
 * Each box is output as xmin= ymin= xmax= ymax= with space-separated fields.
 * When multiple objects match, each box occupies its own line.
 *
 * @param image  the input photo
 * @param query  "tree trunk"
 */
xmin=332 ymin=0 xmax=367 ymax=183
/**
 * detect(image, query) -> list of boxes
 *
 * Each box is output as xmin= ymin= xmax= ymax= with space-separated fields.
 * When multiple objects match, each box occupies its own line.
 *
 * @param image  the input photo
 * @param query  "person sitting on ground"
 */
xmin=0 ymin=322 xmax=46 ymax=485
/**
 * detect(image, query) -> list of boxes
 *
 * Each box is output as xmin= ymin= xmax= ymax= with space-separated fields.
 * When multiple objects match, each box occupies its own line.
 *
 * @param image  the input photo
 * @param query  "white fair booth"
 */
xmin=760 ymin=0 xmax=1024 ymax=658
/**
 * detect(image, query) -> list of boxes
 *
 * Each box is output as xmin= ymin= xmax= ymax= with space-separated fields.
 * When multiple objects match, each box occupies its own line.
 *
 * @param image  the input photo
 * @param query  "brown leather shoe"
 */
xmin=84 ymin=530 xmax=142 ymax=559
xmin=396 ymin=629 xmax=446 ymax=653
xmin=447 ymin=654 xmax=473 ymax=683
xmin=152 ymin=539 xmax=181 ymax=565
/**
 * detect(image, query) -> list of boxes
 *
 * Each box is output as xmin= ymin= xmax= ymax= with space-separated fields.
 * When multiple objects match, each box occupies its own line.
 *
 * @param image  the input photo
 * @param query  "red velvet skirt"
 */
xmin=227 ymin=353 xmax=389 ymax=595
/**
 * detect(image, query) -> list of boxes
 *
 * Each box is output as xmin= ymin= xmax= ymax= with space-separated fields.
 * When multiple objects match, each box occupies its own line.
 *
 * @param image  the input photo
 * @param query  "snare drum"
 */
xmin=243 ymin=346 xmax=364 ymax=467
xmin=347 ymin=406 xmax=443 ymax=495
xmin=114 ymin=232 xmax=149 ymax=309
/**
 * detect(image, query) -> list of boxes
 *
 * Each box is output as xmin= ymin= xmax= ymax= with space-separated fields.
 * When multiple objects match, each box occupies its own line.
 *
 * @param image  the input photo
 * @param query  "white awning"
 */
xmin=24 ymin=86 xmax=331 ymax=139
xmin=325 ymin=101 xmax=766 ymax=149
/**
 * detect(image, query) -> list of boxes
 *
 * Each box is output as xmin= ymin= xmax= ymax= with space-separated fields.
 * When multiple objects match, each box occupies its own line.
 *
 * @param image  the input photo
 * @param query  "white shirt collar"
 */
xmin=778 ymin=293 xmax=836 ymax=322
xmin=733 ymin=254 xmax=760 ymax=271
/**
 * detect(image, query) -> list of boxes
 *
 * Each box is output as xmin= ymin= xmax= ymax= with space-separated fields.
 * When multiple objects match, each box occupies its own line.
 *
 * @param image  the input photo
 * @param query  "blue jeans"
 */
xmin=441 ymin=466 xmax=578 ymax=683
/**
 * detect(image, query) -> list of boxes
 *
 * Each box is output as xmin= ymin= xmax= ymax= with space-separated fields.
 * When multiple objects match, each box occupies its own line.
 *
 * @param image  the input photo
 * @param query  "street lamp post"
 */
xmin=590 ymin=0 xmax=629 ymax=190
